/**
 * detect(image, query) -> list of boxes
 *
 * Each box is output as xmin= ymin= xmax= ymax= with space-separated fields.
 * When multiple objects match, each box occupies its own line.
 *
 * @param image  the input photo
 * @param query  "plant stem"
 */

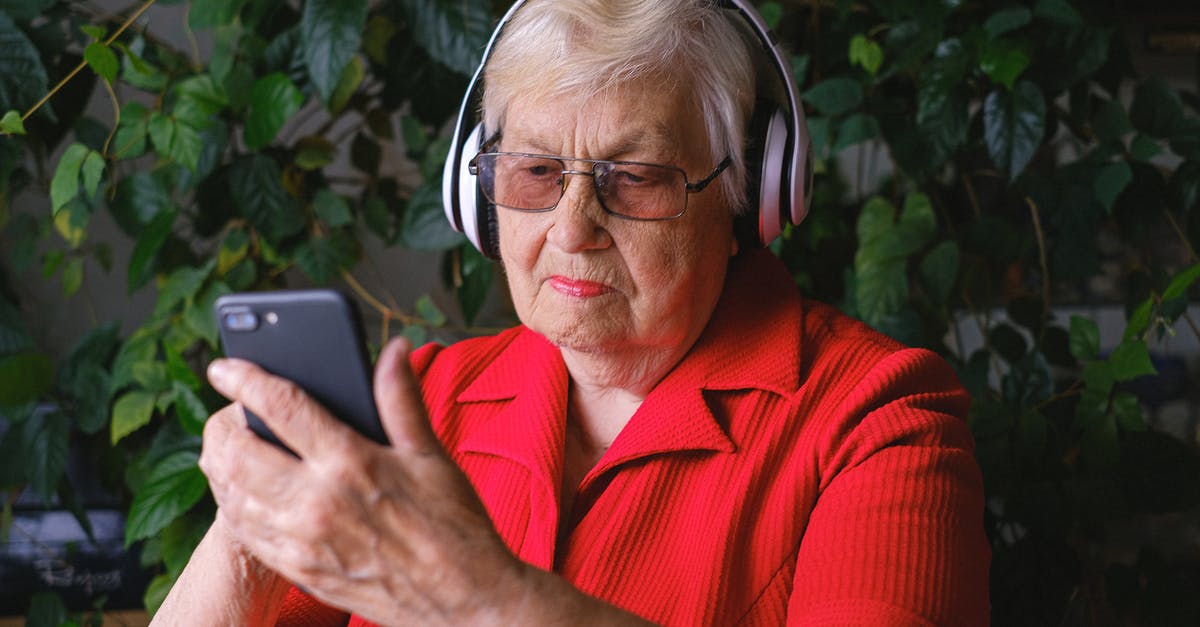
xmin=1162 ymin=208 xmax=1199 ymax=264
xmin=100 ymin=79 xmax=121 ymax=157
xmin=1026 ymin=196 xmax=1051 ymax=342
xmin=21 ymin=0 xmax=158 ymax=123
xmin=341 ymin=270 xmax=419 ymax=326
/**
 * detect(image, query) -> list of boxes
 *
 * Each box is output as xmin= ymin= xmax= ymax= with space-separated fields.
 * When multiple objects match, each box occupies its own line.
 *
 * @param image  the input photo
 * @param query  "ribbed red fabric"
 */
xmin=276 ymin=249 xmax=990 ymax=626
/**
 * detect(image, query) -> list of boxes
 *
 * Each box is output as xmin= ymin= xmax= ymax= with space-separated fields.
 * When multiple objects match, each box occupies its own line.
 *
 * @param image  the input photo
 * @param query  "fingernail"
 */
xmin=208 ymin=359 xmax=232 ymax=387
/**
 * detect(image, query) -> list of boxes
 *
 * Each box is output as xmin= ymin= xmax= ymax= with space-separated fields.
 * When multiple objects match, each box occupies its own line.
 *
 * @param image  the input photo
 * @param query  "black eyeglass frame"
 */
xmin=468 ymin=150 xmax=732 ymax=221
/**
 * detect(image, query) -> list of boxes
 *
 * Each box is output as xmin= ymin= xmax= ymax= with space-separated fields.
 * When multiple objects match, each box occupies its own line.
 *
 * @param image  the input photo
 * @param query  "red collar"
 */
xmin=452 ymin=249 xmax=803 ymax=486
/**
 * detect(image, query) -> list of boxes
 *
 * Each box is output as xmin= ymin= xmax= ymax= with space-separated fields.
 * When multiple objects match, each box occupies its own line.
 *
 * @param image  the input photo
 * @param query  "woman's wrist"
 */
xmin=480 ymin=563 xmax=654 ymax=627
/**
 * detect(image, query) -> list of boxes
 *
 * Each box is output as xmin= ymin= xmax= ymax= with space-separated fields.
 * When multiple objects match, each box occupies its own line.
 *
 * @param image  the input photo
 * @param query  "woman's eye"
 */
xmin=521 ymin=164 xmax=559 ymax=180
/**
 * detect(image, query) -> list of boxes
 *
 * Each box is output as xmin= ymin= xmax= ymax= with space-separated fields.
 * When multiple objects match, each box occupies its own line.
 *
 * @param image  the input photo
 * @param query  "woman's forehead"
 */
xmin=502 ymin=86 xmax=706 ymax=157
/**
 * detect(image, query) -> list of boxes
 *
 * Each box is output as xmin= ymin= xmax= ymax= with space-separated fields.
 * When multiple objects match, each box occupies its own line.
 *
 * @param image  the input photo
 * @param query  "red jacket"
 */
xmin=278 ymin=249 xmax=990 ymax=625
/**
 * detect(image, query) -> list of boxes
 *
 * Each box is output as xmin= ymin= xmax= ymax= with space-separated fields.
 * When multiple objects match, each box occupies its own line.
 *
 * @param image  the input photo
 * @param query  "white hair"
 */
xmin=481 ymin=0 xmax=758 ymax=214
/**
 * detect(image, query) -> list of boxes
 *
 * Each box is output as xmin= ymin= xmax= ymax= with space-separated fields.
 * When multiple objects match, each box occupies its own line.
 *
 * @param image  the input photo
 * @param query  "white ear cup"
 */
xmin=454 ymin=125 xmax=485 ymax=252
xmin=758 ymin=108 xmax=788 ymax=246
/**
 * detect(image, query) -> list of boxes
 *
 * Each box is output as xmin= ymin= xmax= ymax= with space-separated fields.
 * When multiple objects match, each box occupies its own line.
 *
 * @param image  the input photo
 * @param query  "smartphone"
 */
xmin=214 ymin=289 xmax=388 ymax=452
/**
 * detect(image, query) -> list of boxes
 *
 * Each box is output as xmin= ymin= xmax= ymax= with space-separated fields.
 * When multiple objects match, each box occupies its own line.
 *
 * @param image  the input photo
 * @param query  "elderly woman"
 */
xmin=157 ymin=0 xmax=989 ymax=625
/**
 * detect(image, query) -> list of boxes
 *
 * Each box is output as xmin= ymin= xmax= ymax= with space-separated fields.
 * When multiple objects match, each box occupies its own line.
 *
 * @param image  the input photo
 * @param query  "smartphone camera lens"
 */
xmin=221 ymin=309 xmax=259 ymax=332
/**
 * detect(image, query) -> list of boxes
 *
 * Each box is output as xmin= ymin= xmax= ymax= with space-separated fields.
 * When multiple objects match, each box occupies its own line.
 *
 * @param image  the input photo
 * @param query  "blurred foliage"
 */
xmin=0 ymin=0 xmax=1198 ymax=624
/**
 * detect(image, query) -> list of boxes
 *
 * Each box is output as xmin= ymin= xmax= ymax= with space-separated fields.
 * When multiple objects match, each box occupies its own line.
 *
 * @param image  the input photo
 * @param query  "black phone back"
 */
xmin=214 ymin=289 xmax=388 ymax=451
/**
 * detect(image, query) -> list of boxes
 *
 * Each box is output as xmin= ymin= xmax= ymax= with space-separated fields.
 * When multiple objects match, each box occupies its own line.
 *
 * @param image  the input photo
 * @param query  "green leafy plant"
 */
xmin=1 ymin=0 xmax=1198 ymax=624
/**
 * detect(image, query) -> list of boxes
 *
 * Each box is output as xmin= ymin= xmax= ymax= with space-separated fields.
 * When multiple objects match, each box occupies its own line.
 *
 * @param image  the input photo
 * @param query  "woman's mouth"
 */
xmin=549 ymin=276 xmax=611 ymax=298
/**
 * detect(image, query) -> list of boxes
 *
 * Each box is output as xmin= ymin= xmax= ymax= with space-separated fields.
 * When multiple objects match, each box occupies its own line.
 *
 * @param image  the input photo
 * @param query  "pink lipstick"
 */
xmin=549 ymin=276 xmax=611 ymax=298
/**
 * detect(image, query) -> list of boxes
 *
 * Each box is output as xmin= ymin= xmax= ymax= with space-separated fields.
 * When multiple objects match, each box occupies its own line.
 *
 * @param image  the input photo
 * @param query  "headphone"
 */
xmin=441 ymin=0 xmax=812 ymax=259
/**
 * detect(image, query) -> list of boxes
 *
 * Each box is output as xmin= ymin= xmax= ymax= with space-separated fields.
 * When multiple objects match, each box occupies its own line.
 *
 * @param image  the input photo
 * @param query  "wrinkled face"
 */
xmin=494 ymin=82 xmax=738 ymax=358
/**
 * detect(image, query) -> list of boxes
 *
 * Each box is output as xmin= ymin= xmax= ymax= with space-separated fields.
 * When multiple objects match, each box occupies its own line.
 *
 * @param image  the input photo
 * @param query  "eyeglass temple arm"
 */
xmin=685 ymin=156 xmax=733 ymax=193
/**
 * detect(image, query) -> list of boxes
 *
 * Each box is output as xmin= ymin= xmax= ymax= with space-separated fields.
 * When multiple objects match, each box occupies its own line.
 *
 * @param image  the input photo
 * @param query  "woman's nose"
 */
xmin=546 ymin=173 xmax=612 ymax=252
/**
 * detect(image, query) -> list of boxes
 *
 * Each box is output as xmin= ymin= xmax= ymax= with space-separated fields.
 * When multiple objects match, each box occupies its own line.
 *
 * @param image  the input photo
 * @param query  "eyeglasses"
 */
xmin=469 ymin=151 xmax=732 ymax=221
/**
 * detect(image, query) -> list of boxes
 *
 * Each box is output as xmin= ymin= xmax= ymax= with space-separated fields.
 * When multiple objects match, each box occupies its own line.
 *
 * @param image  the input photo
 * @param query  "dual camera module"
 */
xmin=220 ymin=308 xmax=279 ymax=332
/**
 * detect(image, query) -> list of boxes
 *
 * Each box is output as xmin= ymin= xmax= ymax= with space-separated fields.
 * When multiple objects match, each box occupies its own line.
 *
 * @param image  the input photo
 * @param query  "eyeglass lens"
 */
xmin=478 ymin=154 xmax=685 ymax=220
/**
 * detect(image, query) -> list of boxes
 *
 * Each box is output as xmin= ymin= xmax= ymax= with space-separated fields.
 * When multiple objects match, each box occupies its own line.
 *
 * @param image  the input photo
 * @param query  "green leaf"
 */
xmin=919 ymin=240 xmax=959 ymax=305
xmin=148 ymin=112 xmax=175 ymax=157
xmin=0 ymin=12 xmax=50 ymax=113
xmin=1093 ymin=99 xmax=1133 ymax=143
xmin=832 ymin=113 xmax=880 ymax=151
xmin=295 ymin=232 xmax=358 ymax=285
xmin=849 ymin=35 xmax=883 ymax=76
xmin=125 ymin=451 xmax=207 ymax=546
xmin=161 ymin=513 xmax=210 ymax=578
xmin=758 ymin=1 xmax=783 ymax=29
xmin=1069 ymin=315 xmax=1100 ymax=361
xmin=1162 ymin=263 xmax=1200 ymax=301
xmin=25 ymin=592 xmax=69 ymax=627
xmin=1112 ymin=392 xmax=1146 ymax=432
xmin=154 ymin=261 xmax=215 ymax=317
xmin=398 ymin=184 xmax=464 ymax=251
xmin=24 ymin=411 xmax=69 ymax=501
xmin=856 ymin=196 xmax=896 ymax=243
xmin=0 ymin=351 xmax=52 ymax=406
xmin=1108 ymin=339 xmax=1156 ymax=382
xmin=54 ymin=198 xmax=90 ymax=248
xmin=302 ymin=0 xmax=368 ymax=104
xmin=61 ymin=257 xmax=84 ymax=297
xmin=400 ymin=115 xmax=428 ymax=154
xmin=111 ymin=390 xmax=158 ymax=444
xmin=1129 ymin=134 xmax=1163 ymax=163
xmin=143 ymin=573 xmax=175 ymax=616
xmin=0 ymin=109 xmax=23 ymax=134
xmin=979 ymin=39 xmax=1030 ymax=90
xmin=188 ymin=0 xmax=246 ymax=29
xmin=173 ymin=75 xmax=229 ymax=129
xmin=1034 ymin=0 xmax=1083 ymax=25
xmin=171 ymin=380 xmax=208 ymax=435
xmin=50 ymin=143 xmax=89 ymax=215
xmin=111 ymin=331 xmax=157 ymax=394
xmin=363 ymin=15 xmax=397 ymax=65
xmin=0 ymin=299 xmax=33 ymax=354
xmin=983 ymin=81 xmax=1046 ymax=180
xmin=1170 ymin=160 xmax=1200 ymax=212
xmin=111 ymin=172 xmax=172 ymax=234
xmin=64 ymin=363 xmax=113 ymax=435
xmin=984 ymin=7 xmax=1032 ymax=38
xmin=228 ymin=154 xmax=305 ymax=242
xmin=244 ymin=73 xmax=304 ymax=149
xmin=81 ymin=150 xmax=105 ymax=200
xmin=128 ymin=209 xmax=177 ymax=291
xmin=0 ymin=0 xmax=57 ymax=21
xmin=453 ymin=245 xmax=492 ymax=326
xmin=313 ymin=189 xmax=353 ymax=227
xmin=917 ymin=39 xmax=968 ymax=125
xmin=1130 ymin=78 xmax=1184 ymax=139
xmin=217 ymin=228 xmax=249 ymax=275
xmin=120 ymin=38 xmax=168 ymax=91
xmin=802 ymin=78 xmax=864 ymax=116
xmin=403 ymin=0 xmax=492 ymax=76
xmin=85 ymin=42 xmax=119 ymax=83
xmin=330 ymin=56 xmax=365 ymax=114
xmin=1093 ymin=161 xmax=1132 ymax=213
xmin=184 ymin=281 xmax=231 ymax=350
xmin=415 ymin=294 xmax=446 ymax=326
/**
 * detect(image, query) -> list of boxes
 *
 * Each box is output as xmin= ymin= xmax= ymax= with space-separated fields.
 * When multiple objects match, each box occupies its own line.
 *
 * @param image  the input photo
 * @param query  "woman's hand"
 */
xmin=199 ymin=337 xmax=530 ymax=626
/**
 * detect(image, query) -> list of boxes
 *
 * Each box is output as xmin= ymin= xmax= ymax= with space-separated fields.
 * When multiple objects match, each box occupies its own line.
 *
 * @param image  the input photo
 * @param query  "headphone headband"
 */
xmin=442 ymin=0 xmax=812 ymax=257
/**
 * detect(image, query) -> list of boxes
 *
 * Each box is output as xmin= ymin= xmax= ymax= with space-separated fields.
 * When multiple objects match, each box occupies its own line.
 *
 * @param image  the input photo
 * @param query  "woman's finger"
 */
xmin=373 ymin=337 xmax=443 ymax=456
xmin=207 ymin=357 xmax=361 ymax=460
